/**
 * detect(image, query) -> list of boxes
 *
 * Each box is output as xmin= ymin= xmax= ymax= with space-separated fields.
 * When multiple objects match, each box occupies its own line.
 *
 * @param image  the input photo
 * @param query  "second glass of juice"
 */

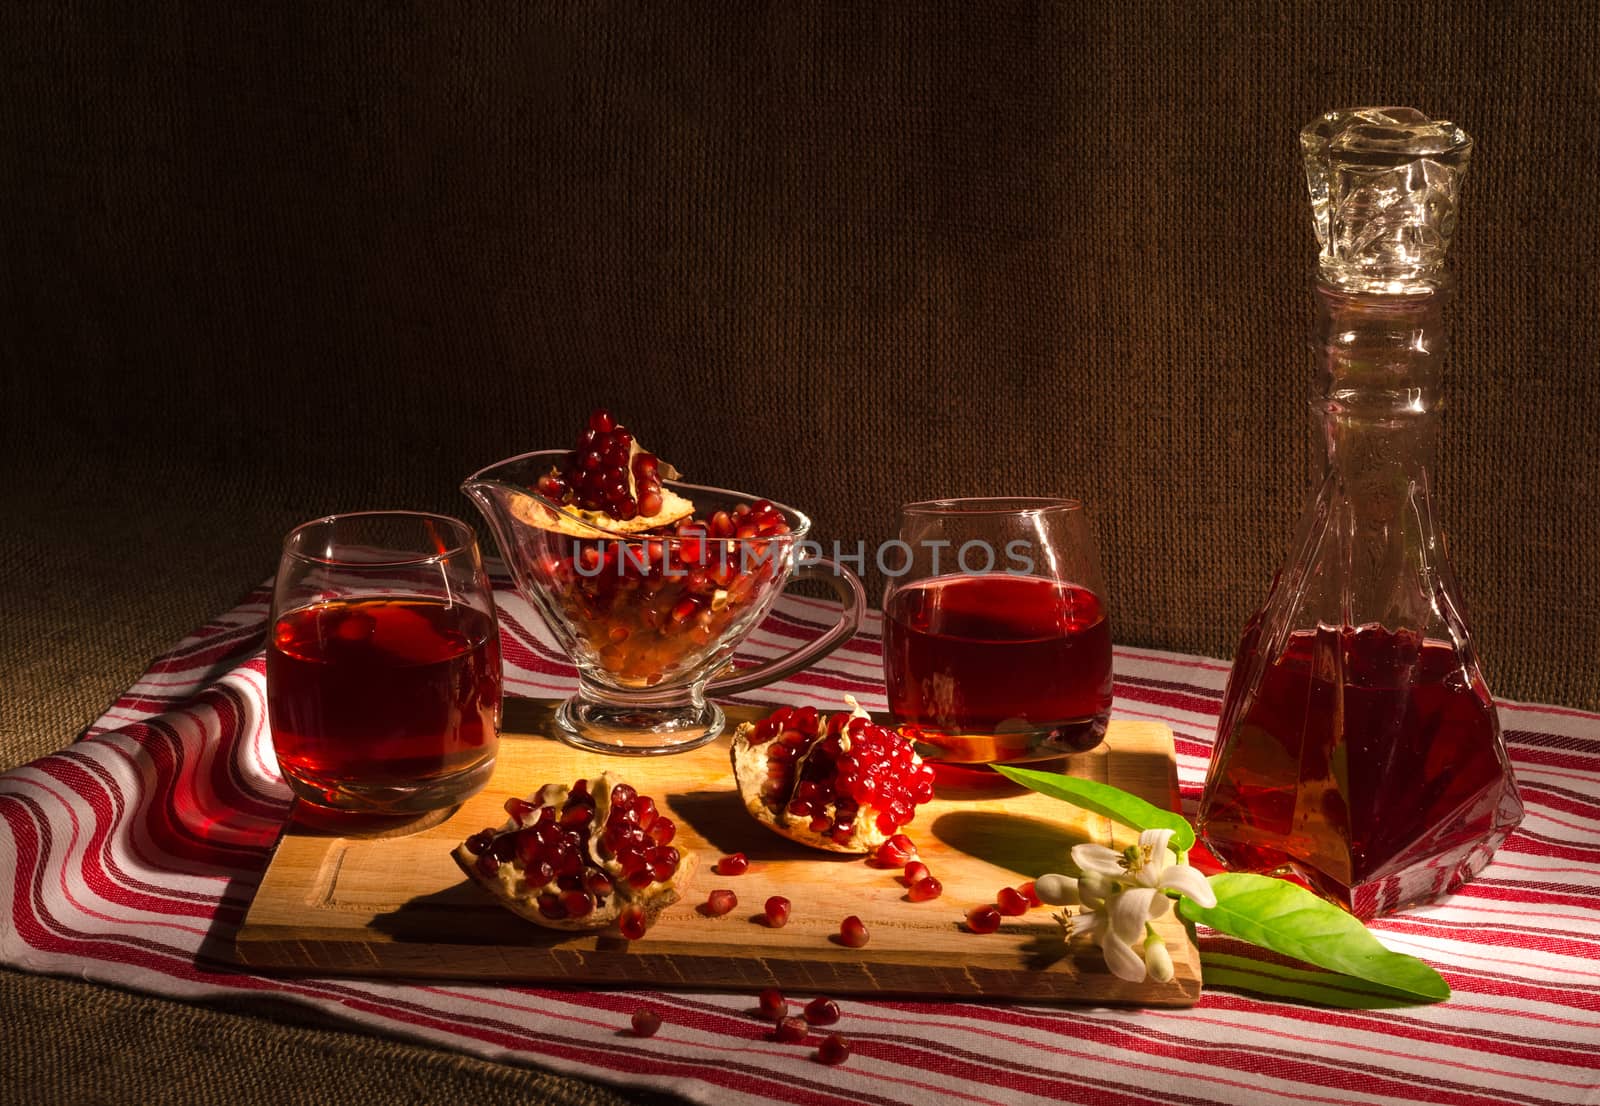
xmin=882 ymin=498 xmax=1112 ymax=765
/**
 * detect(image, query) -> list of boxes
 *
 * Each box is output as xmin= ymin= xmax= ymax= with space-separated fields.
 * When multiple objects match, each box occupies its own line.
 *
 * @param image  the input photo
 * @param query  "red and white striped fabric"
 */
xmin=3 ymin=572 xmax=1598 ymax=1106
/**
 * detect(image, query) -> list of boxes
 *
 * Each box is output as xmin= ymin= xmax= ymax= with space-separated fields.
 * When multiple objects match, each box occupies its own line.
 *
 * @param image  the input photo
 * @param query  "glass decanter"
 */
xmin=1198 ymin=108 xmax=1524 ymax=919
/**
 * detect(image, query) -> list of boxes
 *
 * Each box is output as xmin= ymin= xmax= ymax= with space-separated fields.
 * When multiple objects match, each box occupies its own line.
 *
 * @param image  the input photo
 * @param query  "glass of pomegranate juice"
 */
xmin=883 ymin=498 xmax=1113 ymax=765
xmin=267 ymin=511 xmax=502 ymax=814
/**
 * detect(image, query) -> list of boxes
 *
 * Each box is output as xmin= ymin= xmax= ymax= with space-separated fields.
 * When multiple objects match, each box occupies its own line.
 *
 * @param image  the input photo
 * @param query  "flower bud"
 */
xmin=1143 ymin=928 xmax=1174 ymax=983
xmin=1034 ymin=873 xmax=1081 ymax=906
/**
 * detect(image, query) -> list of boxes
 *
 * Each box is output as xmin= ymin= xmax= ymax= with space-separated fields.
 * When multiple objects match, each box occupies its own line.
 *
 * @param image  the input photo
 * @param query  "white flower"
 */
xmin=1043 ymin=827 xmax=1216 ymax=983
xmin=1072 ymin=827 xmax=1217 ymax=906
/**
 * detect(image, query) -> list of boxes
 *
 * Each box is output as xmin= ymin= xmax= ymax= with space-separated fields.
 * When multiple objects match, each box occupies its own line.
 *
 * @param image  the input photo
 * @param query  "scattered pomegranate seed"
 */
xmin=1018 ymin=880 xmax=1042 ymax=908
xmin=630 ymin=1008 xmax=661 ymax=1037
xmin=875 ymin=833 xmax=918 ymax=867
xmin=908 ymin=875 xmax=943 ymax=902
xmin=703 ymin=889 xmax=738 ymax=917
xmin=757 ymin=987 xmax=787 ymax=1021
xmin=996 ymin=886 xmax=1030 ymax=916
xmin=803 ymin=996 xmax=840 ymax=1026
xmin=715 ymin=852 xmax=750 ymax=876
xmin=774 ymin=1015 xmax=809 ymax=1043
xmin=817 ymin=1033 xmax=851 ymax=1065
xmin=965 ymin=904 xmax=1003 ymax=934
xmin=764 ymin=895 xmax=792 ymax=928
xmin=619 ymin=902 xmax=648 ymax=940
xmin=838 ymin=915 xmax=870 ymax=948
xmin=903 ymin=860 xmax=930 ymax=885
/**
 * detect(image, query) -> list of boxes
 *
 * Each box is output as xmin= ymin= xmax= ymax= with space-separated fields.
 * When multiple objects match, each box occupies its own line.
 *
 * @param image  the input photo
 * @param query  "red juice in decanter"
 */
xmin=1201 ymin=623 xmax=1521 ymax=916
xmin=1199 ymin=108 xmax=1524 ymax=917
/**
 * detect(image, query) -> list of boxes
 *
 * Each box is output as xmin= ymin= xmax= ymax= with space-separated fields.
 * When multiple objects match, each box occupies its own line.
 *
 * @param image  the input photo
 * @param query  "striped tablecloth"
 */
xmin=3 ymin=572 xmax=1597 ymax=1106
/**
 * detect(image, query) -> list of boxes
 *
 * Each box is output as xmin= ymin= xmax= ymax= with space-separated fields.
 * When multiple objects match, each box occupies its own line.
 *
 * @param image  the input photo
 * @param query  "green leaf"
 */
xmin=1179 ymin=872 xmax=1450 ymax=1003
xmin=991 ymin=765 xmax=1195 ymax=851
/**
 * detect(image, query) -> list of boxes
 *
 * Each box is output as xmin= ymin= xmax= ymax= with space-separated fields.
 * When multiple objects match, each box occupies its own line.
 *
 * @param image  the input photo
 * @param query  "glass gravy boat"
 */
xmin=463 ymin=449 xmax=865 ymax=755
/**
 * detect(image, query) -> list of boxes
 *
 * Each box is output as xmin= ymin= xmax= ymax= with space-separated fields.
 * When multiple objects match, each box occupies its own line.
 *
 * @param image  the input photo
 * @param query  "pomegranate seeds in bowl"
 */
xmin=730 ymin=697 xmax=936 ymax=854
xmin=452 ymin=773 xmax=694 ymax=934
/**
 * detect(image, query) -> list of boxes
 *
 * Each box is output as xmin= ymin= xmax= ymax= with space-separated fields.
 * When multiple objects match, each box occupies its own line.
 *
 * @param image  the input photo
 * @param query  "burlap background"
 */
xmin=3 ymin=3 xmax=1597 ymax=1103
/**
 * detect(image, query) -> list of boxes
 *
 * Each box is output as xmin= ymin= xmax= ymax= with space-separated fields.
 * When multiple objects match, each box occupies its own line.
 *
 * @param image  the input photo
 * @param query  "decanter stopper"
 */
xmin=1301 ymin=107 xmax=1472 ymax=293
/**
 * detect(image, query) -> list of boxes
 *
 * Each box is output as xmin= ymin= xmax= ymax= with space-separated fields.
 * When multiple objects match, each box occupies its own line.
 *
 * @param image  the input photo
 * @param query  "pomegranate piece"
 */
xmin=703 ymin=889 xmax=739 ymax=917
xmin=774 ymin=1016 xmax=809 ymax=1044
xmin=875 ymin=833 xmax=918 ymax=868
xmin=803 ymin=996 xmax=840 ymax=1026
xmin=965 ymin=904 xmax=1003 ymax=934
xmin=902 ymin=860 xmax=930 ymax=885
xmin=714 ymin=852 xmax=749 ymax=876
xmin=530 ymin=409 xmax=695 ymax=533
xmin=1017 ymin=880 xmax=1042 ymax=908
xmin=817 ymin=1033 xmax=851 ymax=1066
xmin=757 ymin=987 xmax=787 ymax=1021
xmin=996 ymin=886 xmax=1030 ymax=916
xmin=763 ymin=895 xmax=792 ymax=928
xmin=731 ymin=697 xmax=937 ymax=854
xmin=838 ymin=915 xmax=870 ymax=948
xmin=630 ymin=1008 xmax=662 ymax=1038
xmin=907 ymin=875 xmax=943 ymax=902
xmin=452 ymin=772 xmax=695 ymax=934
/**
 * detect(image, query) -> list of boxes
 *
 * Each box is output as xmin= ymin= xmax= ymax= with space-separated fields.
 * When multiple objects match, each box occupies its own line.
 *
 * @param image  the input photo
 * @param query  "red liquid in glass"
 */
xmin=883 ymin=574 xmax=1112 ymax=762
xmin=267 ymin=598 xmax=502 ymax=792
xmin=1200 ymin=625 xmax=1522 ymax=917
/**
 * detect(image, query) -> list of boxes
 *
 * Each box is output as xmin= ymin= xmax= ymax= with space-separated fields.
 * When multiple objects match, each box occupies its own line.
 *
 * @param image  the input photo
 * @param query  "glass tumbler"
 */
xmin=267 ymin=511 xmax=503 ymax=814
xmin=882 ymin=498 xmax=1113 ymax=765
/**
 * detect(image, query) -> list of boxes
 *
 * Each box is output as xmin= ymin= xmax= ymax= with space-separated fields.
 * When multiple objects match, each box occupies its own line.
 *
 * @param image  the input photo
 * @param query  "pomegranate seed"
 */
xmin=714 ymin=853 xmax=749 ymax=876
xmin=590 ymin=409 xmax=616 ymax=433
xmin=908 ymin=875 xmax=943 ymax=902
xmin=803 ymin=996 xmax=840 ymax=1026
xmin=464 ymin=829 xmax=495 ymax=855
xmin=560 ymin=890 xmax=595 ymax=918
xmin=757 ymin=987 xmax=786 ymax=1021
xmin=903 ymin=860 xmax=930 ymax=885
xmin=874 ymin=834 xmax=917 ymax=867
xmin=648 ymin=818 xmax=677 ymax=845
xmin=504 ymin=797 xmax=535 ymax=823
xmin=965 ymin=904 xmax=1002 ymax=934
xmin=630 ymin=1008 xmax=661 ymax=1037
xmin=816 ymin=1033 xmax=851 ymax=1066
xmin=1018 ymin=880 xmax=1042 ymax=908
xmin=996 ymin=886 xmax=1030 ymax=916
xmin=763 ymin=896 xmax=791 ymax=928
xmin=474 ymin=852 xmax=499 ymax=877
xmin=491 ymin=834 xmax=518 ymax=862
xmin=639 ymin=490 xmax=664 ymax=516
xmin=619 ymin=903 xmax=648 ymax=940
xmin=774 ymin=1016 xmax=808 ymax=1043
xmin=838 ymin=915 xmax=869 ymax=948
xmin=703 ymin=889 xmax=738 ymax=917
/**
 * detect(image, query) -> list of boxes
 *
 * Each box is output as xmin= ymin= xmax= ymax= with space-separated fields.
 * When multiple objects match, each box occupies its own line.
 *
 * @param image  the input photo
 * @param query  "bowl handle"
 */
xmin=704 ymin=558 xmax=866 ymax=698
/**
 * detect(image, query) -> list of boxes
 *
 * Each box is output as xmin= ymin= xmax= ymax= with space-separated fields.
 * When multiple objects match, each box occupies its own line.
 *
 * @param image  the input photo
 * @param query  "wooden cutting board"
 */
xmin=233 ymin=699 xmax=1201 ymax=1006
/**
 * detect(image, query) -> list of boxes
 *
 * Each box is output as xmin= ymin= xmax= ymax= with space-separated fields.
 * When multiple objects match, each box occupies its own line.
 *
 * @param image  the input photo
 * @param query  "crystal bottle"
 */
xmin=1197 ymin=108 xmax=1524 ymax=919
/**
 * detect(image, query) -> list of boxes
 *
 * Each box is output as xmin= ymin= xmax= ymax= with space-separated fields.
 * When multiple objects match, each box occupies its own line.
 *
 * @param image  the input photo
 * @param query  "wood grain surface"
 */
xmin=234 ymin=700 xmax=1201 ymax=1006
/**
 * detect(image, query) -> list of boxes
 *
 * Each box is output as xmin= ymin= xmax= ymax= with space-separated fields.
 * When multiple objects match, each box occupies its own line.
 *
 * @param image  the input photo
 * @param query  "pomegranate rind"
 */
xmin=511 ymin=485 xmax=696 ymax=538
xmin=730 ymin=712 xmax=917 ymax=855
xmin=451 ymin=771 xmax=695 ymax=932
